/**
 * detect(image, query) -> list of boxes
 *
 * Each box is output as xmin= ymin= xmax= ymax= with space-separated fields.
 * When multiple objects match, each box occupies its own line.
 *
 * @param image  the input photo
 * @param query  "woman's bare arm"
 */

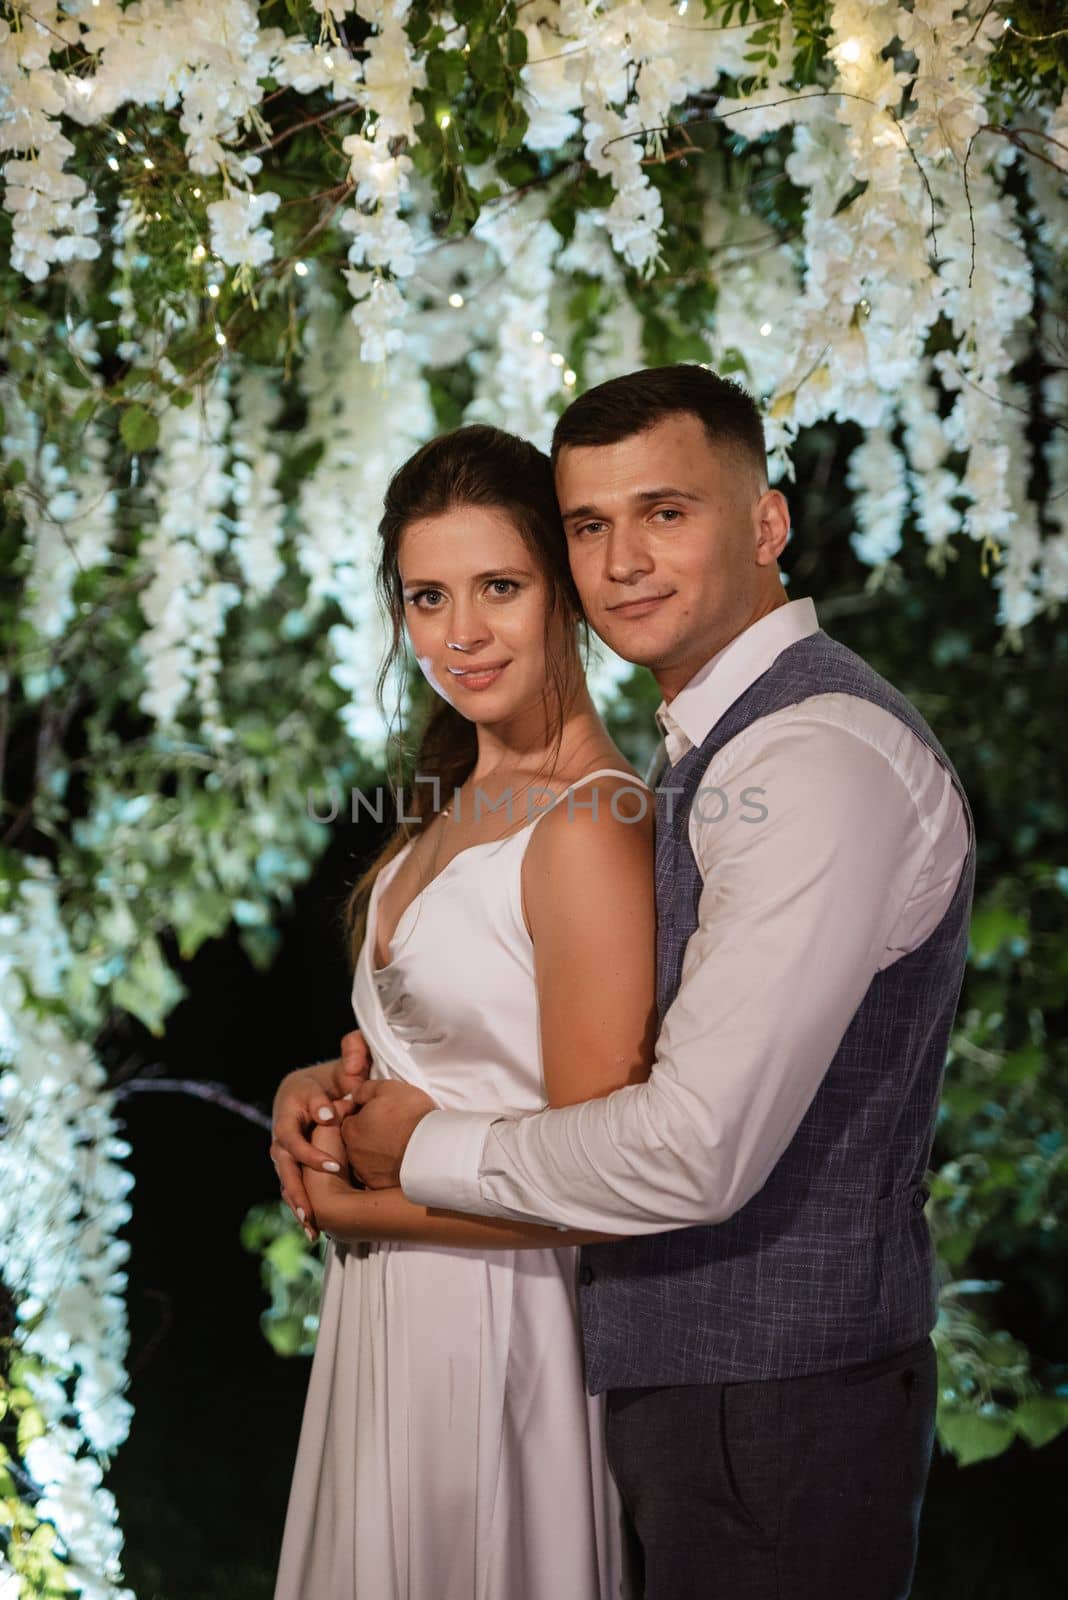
xmin=314 ymin=774 xmax=657 ymax=1246
xmin=304 ymin=1120 xmax=622 ymax=1248
xmin=523 ymin=777 xmax=658 ymax=1106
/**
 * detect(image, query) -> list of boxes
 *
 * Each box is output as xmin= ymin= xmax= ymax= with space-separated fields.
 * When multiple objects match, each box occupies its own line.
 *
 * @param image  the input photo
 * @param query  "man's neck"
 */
xmin=656 ymin=590 xmax=790 ymax=704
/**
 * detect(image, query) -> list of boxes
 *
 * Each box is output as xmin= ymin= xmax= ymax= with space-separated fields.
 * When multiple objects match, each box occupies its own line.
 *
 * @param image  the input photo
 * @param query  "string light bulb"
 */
xmin=759 ymin=321 xmax=773 ymax=336
xmin=207 ymin=283 xmax=220 ymax=299
xmin=192 ymin=243 xmax=206 ymax=261
xmin=215 ymin=329 xmax=227 ymax=347
xmin=107 ymin=156 xmax=119 ymax=172
xmin=838 ymin=37 xmax=862 ymax=63
xmin=563 ymin=369 xmax=576 ymax=386
xmin=294 ymin=260 xmax=309 ymax=277
xmin=550 ymin=352 xmax=565 ymax=367
xmin=143 ymin=156 xmax=155 ymax=170
xmin=448 ymin=292 xmax=464 ymax=307
xmin=531 ymin=330 xmax=545 ymax=344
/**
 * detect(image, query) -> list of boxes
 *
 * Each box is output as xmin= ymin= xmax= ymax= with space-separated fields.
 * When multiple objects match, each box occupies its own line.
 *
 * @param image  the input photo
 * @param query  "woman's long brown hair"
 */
xmin=342 ymin=423 xmax=591 ymax=972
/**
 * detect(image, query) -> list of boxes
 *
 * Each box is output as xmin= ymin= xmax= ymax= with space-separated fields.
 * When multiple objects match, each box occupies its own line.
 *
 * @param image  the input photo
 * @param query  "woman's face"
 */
xmin=397 ymin=504 xmax=569 ymax=728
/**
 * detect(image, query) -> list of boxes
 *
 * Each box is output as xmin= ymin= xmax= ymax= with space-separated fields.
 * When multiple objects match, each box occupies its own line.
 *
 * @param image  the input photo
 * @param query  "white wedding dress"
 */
xmin=274 ymin=770 xmax=640 ymax=1600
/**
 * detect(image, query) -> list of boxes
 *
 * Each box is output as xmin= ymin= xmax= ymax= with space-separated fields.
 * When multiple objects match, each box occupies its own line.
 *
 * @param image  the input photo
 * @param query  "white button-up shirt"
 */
xmin=398 ymin=597 xmax=972 ymax=1234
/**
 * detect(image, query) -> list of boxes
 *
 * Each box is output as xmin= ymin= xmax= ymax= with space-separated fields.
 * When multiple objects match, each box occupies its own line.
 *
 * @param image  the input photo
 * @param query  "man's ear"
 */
xmin=754 ymin=488 xmax=790 ymax=566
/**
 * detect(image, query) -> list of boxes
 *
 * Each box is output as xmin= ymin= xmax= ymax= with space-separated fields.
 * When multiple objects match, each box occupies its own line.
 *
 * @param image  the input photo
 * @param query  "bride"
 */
xmin=271 ymin=423 xmax=655 ymax=1600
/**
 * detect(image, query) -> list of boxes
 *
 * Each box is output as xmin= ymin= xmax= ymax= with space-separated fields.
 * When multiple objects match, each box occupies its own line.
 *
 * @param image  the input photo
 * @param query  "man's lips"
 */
xmin=606 ymin=591 xmax=675 ymax=615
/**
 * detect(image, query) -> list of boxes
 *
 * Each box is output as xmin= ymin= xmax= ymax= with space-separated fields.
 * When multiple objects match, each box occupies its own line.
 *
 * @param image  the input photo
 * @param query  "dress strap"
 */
xmin=524 ymin=767 xmax=648 ymax=835
xmin=564 ymin=766 xmax=648 ymax=791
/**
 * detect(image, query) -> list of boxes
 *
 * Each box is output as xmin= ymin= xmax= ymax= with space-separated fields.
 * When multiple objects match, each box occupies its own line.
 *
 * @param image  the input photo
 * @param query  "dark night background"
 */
xmin=103 ymin=804 xmax=1068 ymax=1599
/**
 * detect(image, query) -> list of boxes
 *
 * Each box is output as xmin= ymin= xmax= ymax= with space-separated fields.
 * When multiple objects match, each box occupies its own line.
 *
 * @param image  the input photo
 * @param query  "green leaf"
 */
xmin=1012 ymin=1395 xmax=1068 ymax=1449
xmin=937 ymin=1408 xmax=1016 ymax=1466
xmin=119 ymin=403 xmax=160 ymax=454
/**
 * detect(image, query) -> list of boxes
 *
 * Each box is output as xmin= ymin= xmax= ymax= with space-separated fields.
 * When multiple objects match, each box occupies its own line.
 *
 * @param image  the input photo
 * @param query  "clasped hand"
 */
xmin=270 ymin=1029 xmax=438 ymax=1242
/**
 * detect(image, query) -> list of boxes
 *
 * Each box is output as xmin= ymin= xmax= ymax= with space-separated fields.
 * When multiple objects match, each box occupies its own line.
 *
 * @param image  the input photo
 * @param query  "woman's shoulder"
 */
xmin=527 ymin=762 xmax=654 ymax=869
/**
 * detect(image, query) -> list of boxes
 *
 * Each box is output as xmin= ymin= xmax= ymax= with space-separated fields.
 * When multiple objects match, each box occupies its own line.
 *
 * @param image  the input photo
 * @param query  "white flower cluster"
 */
xmin=0 ymin=862 xmax=135 ymax=1599
xmin=138 ymin=380 xmax=240 ymax=734
xmin=465 ymin=197 xmax=572 ymax=449
xmin=340 ymin=0 xmax=427 ymax=360
xmin=523 ymin=0 xmax=728 ymax=275
xmin=1 ymin=350 xmax=116 ymax=649
xmin=206 ymin=187 xmax=281 ymax=269
xmin=0 ymin=12 xmax=100 ymax=281
xmin=296 ymin=283 xmax=435 ymax=750
xmin=230 ymin=369 xmax=286 ymax=595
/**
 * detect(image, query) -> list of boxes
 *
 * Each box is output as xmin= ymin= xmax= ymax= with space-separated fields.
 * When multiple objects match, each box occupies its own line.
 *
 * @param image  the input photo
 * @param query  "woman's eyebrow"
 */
xmin=402 ymin=566 xmax=532 ymax=586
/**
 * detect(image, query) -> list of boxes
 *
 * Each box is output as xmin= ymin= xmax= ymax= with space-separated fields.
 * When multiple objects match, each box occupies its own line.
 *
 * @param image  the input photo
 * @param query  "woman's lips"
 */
xmin=449 ymin=661 xmax=510 ymax=690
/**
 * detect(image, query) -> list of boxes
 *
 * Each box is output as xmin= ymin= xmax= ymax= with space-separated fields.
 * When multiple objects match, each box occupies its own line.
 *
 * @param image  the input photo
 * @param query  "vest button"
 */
xmin=579 ymin=1265 xmax=594 ymax=1286
xmin=912 ymin=1186 xmax=929 ymax=1210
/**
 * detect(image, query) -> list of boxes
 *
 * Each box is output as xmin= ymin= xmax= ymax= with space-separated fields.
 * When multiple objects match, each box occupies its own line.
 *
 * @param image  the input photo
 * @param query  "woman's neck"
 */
xmin=467 ymin=681 xmax=617 ymax=786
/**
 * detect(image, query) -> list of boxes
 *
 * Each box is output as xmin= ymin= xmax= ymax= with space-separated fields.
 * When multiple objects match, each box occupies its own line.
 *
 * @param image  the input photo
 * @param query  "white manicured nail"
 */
xmin=317 ymin=1106 xmax=333 ymax=1121
xmin=343 ymin=1092 xmax=354 ymax=1101
xmin=296 ymin=1207 xmax=305 ymax=1222
xmin=323 ymin=1161 xmax=341 ymax=1173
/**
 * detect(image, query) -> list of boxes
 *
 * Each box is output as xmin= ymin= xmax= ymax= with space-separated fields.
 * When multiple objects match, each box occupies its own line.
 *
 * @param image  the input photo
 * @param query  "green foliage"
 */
xmin=240 ymin=1200 xmax=326 ymax=1358
xmin=1 ymin=1354 xmax=81 ymax=1595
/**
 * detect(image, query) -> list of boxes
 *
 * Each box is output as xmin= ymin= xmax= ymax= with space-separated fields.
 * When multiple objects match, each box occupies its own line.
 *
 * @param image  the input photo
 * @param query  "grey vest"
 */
xmin=578 ymin=629 xmax=976 ymax=1392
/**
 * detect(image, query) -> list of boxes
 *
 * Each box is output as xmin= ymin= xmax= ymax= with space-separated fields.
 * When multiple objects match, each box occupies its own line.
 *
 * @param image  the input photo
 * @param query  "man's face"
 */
xmin=554 ymin=412 xmax=789 ymax=695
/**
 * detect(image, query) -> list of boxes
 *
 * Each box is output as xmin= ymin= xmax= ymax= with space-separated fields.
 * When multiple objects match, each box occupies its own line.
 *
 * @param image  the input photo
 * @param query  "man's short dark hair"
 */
xmin=550 ymin=363 xmax=768 ymax=485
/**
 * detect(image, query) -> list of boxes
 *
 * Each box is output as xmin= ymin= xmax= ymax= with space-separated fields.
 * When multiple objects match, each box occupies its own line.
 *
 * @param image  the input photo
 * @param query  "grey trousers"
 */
xmin=604 ymin=1335 xmax=938 ymax=1600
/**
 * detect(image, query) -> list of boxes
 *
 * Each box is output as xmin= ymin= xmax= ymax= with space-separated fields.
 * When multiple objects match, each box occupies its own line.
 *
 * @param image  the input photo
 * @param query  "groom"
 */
xmin=278 ymin=365 xmax=975 ymax=1597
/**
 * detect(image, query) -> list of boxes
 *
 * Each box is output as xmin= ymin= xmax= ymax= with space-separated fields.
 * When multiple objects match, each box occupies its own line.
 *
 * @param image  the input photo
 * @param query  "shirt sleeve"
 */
xmin=400 ymin=713 xmax=960 ymax=1232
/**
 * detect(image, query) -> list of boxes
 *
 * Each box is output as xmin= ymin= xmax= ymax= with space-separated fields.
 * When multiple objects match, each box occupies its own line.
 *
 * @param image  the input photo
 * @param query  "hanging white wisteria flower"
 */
xmin=205 ymin=186 xmax=282 ymax=268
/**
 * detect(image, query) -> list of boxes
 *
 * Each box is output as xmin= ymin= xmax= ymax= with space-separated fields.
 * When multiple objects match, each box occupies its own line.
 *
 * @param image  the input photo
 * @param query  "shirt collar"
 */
xmin=655 ymin=596 xmax=820 ymax=763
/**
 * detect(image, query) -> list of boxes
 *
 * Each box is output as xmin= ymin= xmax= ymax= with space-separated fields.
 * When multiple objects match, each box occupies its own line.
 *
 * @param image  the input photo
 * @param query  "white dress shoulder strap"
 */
xmin=565 ymin=766 xmax=648 ymax=791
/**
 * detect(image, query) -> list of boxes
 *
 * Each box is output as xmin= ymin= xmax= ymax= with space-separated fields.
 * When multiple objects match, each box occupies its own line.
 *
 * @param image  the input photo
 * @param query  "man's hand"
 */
xmin=341 ymin=1079 xmax=439 ymax=1189
xmin=270 ymin=1031 xmax=374 ymax=1235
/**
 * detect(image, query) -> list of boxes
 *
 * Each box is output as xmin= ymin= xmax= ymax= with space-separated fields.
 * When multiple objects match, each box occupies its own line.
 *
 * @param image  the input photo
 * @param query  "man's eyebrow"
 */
xmin=561 ymin=486 xmax=703 ymax=523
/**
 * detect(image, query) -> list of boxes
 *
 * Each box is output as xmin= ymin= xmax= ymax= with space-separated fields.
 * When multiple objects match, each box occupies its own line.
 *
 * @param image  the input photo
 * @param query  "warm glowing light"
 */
xmin=294 ymin=260 xmax=309 ymax=277
xmin=550 ymin=352 xmax=565 ymax=367
xmin=192 ymin=187 xmax=202 ymax=198
xmin=207 ymin=283 xmax=220 ymax=299
xmin=192 ymin=242 xmax=206 ymax=261
xmin=322 ymin=54 xmax=334 ymax=70
xmin=107 ymin=156 xmax=119 ymax=172
xmin=215 ymin=330 xmax=227 ymax=346
xmin=143 ymin=156 xmax=155 ymax=170
xmin=838 ymin=37 xmax=863 ymax=63
xmin=563 ymin=369 xmax=576 ymax=386
xmin=115 ymin=131 xmax=127 ymax=146
xmin=759 ymin=321 xmax=773 ymax=336
xmin=439 ymin=112 xmax=451 ymax=129
xmin=448 ymin=292 xmax=464 ymax=307
xmin=531 ymin=330 xmax=545 ymax=344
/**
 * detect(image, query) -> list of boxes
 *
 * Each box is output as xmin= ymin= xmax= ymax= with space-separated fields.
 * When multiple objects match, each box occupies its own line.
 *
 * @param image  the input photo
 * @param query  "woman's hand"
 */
xmin=270 ymin=1032 xmax=372 ymax=1234
xmin=302 ymin=1100 xmax=361 ymax=1245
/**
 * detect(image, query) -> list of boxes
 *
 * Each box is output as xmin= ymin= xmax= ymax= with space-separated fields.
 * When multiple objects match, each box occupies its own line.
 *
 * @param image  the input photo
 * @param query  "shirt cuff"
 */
xmin=399 ymin=1108 xmax=502 ymax=1214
